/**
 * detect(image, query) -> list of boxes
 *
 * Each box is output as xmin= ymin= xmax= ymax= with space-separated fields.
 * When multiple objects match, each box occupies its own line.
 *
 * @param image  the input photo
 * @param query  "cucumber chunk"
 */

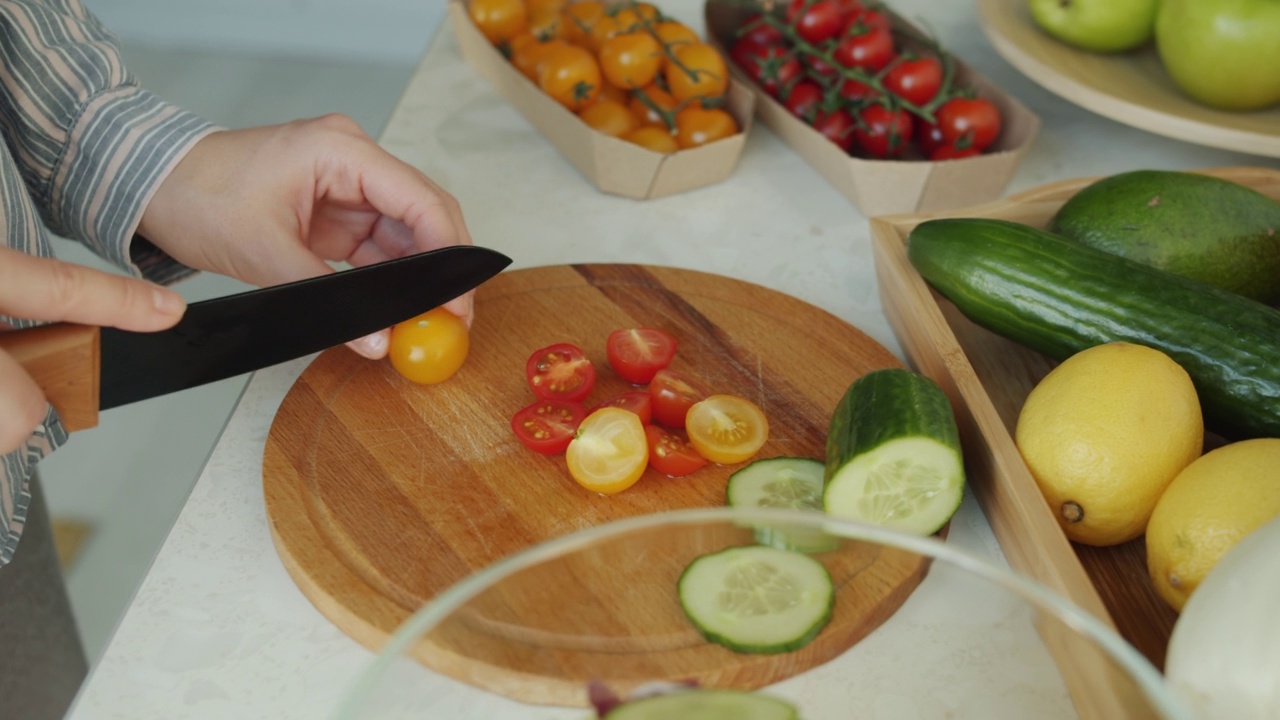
xmin=678 ymin=545 xmax=833 ymax=654
xmin=824 ymin=369 xmax=964 ymax=536
xmin=725 ymin=457 xmax=838 ymax=553
xmin=603 ymin=689 xmax=799 ymax=719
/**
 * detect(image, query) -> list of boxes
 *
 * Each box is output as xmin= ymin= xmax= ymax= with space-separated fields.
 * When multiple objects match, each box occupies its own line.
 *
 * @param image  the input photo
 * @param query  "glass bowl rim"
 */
xmin=333 ymin=506 xmax=1191 ymax=720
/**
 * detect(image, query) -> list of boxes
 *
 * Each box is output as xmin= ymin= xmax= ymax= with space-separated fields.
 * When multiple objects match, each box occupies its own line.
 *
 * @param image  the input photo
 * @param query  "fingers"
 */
xmin=0 ymin=246 xmax=186 ymax=331
xmin=0 ymin=349 xmax=49 ymax=455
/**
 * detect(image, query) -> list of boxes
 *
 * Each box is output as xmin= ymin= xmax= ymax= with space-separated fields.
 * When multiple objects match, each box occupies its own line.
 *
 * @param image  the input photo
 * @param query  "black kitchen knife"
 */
xmin=0 ymin=245 xmax=512 ymax=431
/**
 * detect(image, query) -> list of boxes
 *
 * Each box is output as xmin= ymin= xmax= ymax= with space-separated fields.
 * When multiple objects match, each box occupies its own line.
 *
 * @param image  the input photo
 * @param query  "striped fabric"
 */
xmin=0 ymin=0 xmax=217 ymax=565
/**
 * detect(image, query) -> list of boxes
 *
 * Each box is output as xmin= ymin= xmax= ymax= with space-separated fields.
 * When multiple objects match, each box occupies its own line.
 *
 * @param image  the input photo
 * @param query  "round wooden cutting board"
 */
xmin=263 ymin=264 xmax=929 ymax=706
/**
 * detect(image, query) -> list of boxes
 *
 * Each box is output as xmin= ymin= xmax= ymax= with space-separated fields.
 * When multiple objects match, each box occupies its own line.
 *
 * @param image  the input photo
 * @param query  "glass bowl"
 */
xmin=332 ymin=507 xmax=1191 ymax=719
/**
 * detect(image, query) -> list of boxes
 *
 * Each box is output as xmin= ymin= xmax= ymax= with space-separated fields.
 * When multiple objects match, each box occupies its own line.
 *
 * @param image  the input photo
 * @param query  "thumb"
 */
xmin=0 ymin=348 xmax=47 ymax=454
xmin=0 ymin=247 xmax=186 ymax=331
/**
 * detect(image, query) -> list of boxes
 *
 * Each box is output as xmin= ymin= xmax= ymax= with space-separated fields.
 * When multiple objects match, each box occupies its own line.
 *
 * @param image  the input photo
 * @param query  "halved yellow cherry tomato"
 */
xmin=685 ymin=394 xmax=769 ymax=464
xmin=565 ymin=407 xmax=649 ymax=494
xmin=388 ymin=307 xmax=470 ymax=385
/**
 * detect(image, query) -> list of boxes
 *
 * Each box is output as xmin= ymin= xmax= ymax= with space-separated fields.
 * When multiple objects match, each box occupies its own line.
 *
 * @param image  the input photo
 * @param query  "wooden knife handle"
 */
xmin=0 ymin=324 xmax=100 ymax=431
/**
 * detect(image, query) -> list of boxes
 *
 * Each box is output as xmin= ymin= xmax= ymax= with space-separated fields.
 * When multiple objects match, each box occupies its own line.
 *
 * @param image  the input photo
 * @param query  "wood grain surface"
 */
xmin=263 ymin=264 xmax=926 ymax=706
xmin=869 ymin=166 xmax=1280 ymax=716
xmin=977 ymin=0 xmax=1280 ymax=158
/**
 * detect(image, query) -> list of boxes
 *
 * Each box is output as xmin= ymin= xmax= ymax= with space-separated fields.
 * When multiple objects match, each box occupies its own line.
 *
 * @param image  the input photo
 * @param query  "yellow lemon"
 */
xmin=1015 ymin=342 xmax=1203 ymax=546
xmin=1146 ymin=438 xmax=1280 ymax=612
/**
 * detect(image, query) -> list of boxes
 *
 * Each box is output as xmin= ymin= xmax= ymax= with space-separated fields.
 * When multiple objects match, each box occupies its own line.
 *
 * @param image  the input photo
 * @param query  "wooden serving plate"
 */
xmin=977 ymin=0 xmax=1280 ymax=158
xmin=263 ymin=264 xmax=927 ymax=706
xmin=869 ymin=165 xmax=1280 ymax=676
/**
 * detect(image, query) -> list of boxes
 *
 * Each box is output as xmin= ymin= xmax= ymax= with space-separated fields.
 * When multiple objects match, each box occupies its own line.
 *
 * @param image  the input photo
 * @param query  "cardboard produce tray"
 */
xmin=705 ymin=0 xmax=1041 ymax=216
xmin=449 ymin=0 xmax=756 ymax=200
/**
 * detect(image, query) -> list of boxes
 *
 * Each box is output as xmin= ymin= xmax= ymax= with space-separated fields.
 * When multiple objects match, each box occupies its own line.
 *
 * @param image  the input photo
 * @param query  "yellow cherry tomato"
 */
xmin=578 ymin=98 xmax=640 ymax=137
xmin=685 ymin=394 xmax=769 ymax=464
xmin=621 ymin=124 xmax=678 ymax=153
xmin=566 ymin=407 xmax=649 ymax=494
xmin=469 ymin=0 xmax=529 ymax=44
xmin=664 ymin=42 xmax=728 ymax=105
xmin=388 ymin=307 xmax=470 ymax=385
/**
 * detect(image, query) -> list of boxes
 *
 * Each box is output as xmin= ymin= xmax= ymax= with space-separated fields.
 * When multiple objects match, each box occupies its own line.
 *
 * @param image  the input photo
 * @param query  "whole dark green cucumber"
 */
xmin=906 ymin=217 xmax=1280 ymax=441
xmin=1050 ymin=170 xmax=1280 ymax=304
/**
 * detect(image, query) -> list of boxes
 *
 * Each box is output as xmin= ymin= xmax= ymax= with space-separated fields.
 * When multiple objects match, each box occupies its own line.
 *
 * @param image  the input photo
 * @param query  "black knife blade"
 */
xmin=1 ymin=244 xmax=511 ymax=430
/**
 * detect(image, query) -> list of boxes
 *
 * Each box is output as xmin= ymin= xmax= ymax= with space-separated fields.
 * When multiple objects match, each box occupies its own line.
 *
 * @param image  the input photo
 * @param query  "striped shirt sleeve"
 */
xmin=1 ymin=0 xmax=220 ymax=565
xmin=0 ymin=0 xmax=218 ymax=284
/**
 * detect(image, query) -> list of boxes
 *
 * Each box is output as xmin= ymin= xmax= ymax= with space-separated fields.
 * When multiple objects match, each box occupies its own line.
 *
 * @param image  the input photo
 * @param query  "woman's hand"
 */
xmin=0 ymin=247 xmax=186 ymax=454
xmin=137 ymin=114 xmax=476 ymax=359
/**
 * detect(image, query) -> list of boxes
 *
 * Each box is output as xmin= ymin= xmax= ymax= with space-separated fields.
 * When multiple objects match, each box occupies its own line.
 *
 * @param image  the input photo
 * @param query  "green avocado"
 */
xmin=1050 ymin=170 xmax=1280 ymax=305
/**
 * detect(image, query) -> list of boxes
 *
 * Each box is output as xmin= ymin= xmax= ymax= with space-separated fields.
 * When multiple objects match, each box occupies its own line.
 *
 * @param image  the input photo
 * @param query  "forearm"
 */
xmin=0 ymin=0 xmax=217 ymax=282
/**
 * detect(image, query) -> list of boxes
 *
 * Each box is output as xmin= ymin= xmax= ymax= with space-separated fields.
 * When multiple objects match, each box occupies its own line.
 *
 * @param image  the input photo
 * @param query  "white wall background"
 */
xmin=84 ymin=0 xmax=448 ymax=65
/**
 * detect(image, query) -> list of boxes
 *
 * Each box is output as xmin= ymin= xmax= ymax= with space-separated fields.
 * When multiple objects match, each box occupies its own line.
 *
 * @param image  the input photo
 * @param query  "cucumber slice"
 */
xmin=603 ymin=689 xmax=799 ymax=719
xmin=678 ymin=545 xmax=833 ymax=654
xmin=725 ymin=457 xmax=838 ymax=553
xmin=824 ymin=369 xmax=964 ymax=536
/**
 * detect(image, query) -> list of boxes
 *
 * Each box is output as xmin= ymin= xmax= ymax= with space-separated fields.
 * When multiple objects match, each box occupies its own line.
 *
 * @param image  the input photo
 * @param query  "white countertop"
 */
xmin=66 ymin=1 xmax=1278 ymax=718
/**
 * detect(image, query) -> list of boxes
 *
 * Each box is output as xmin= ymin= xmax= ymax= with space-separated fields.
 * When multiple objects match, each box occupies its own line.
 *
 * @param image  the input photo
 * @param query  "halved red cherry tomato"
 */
xmin=649 ymin=368 xmax=707 ymax=428
xmin=526 ymin=342 xmax=596 ymax=402
xmin=592 ymin=390 xmax=653 ymax=425
xmin=606 ymin=327 xmax=678 ymax=384
xmin=510 ymin=398 xmax=588 ymax=455
xmin=685 ymin=394 xmax=769 ymax=464
xmin=644 ymin=424 xmax=708 ymax=477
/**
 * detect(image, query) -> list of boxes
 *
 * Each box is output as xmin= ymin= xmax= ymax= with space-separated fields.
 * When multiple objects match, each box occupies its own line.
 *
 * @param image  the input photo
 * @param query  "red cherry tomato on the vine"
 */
xmin=510 ymin=398 xmax=587 ymax=455
xmin=592 ymin=390 xmax=653 ymax=425
xmin=936 ymin=96 xmax=1002 ymax=152
xmin=884 ymin=56 xmax=944 ymax=106
xmin=784 ymin=79 xmax=824 ymax=120
xmin=854 ymin=104 xmax=913 ymax=158
xmin=649 ymin=368 xmax=707 ymax=428
xmin=644 ymin=424 xmax=708 ymax=477
xmin=526 ymin=342 xmax=596 ymax=402
xmin=838 ymin=76 xmax=877 ymax=103
xmin=606 ymin=327 xmax=677 ymax=384
xmin=842 ymin=7 xmax=892 ymax=34
xmin=930 ymin=144 xmax=981 ymax=161
xmin=737 ymin=13 xmax=785 ymax=47
xmin=787 ymin=0 xmax=845 ymax=44
xmin=832 ymin=26 xmax=895 ymax=72
xmin=813 ymin=107 xmax=857 ymax=152
xmin=802 ymin=53 xmax=839 ymax=79
xmin=730 ymin=39 xmax=802 ymax=98
xmin=915 ymin=117 xmax=947 ymax=157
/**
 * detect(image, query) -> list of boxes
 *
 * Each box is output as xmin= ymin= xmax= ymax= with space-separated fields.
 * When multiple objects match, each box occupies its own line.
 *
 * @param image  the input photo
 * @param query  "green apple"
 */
xmin=1156 ymin=0 xmax=1280 ymax=111
xmin=1028 ymin=0 xmax=1159 ymax=53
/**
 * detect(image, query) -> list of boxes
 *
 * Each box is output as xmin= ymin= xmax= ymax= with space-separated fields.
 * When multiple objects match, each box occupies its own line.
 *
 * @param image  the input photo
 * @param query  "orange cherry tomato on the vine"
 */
xmin=526 ymin=342 xmax=596 ymax=402
xmin=527 ymin=0 xmax=566 ymax=17
xmin=470 ymin=0 xmax=529 ymax=44
xmin=674 ymin=106 xmax=738 ymax=149
xmin=664 ymin=42 xmax=729 ymax=105
xmin=650 ymin=20 xmax=699 ymax=50
xmin=644 ymin=424 xmax=708 ymax=477
xmin=513 ymin=38 xmax=566 ymax=80
xmin=628 ymin=84 xmax=678 ymax=127
xmin=599 ymin=31 xmax=663 ymax=89
xmin=538 ymin=43 xmax=602 ymax=111
xmin=561 ymin=0 xmax=606 ymax=45
xmin=388 ymin=307 xmax=470 ymax=385
xmin=622 ymin=125 xmax=679 ymax=153
xmin=528 ymin=5 xmax=568 ymax=40
xmin=579 ymin=98 xmax=640 ymax=136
